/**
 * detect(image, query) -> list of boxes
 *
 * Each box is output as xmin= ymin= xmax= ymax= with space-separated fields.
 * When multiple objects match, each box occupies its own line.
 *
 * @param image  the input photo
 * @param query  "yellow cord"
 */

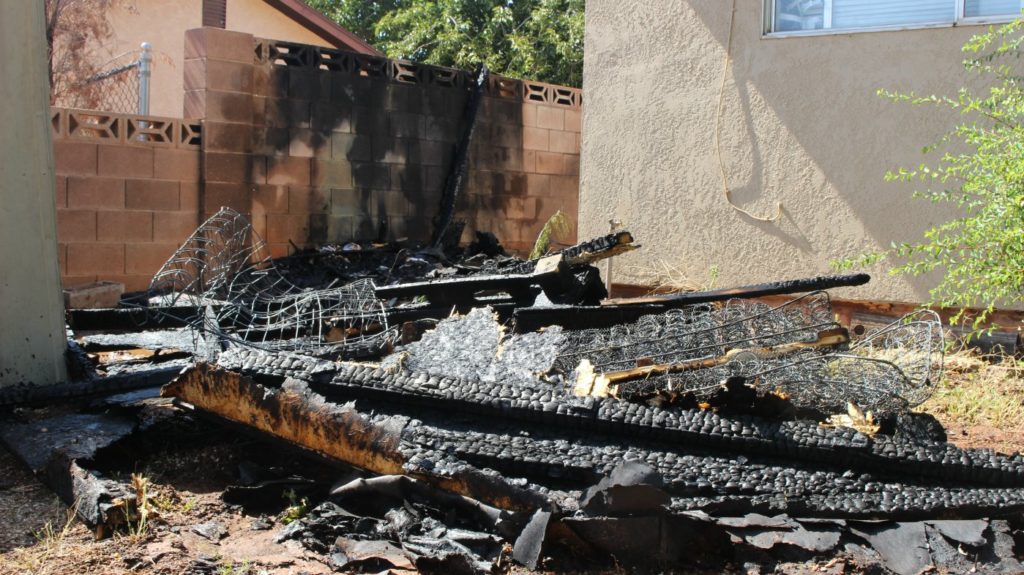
xmin=715 ymin=0 xmax=783 ymax=222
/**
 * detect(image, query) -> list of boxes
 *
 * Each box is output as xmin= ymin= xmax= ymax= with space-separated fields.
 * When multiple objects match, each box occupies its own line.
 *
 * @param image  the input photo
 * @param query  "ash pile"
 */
xmin=7 ymin=208 xmax=1024 ymax=574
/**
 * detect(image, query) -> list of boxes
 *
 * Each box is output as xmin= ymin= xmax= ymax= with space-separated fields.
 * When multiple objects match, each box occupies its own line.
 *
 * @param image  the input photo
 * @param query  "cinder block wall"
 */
xmin=52 ymin=26 xmax=581 ymax=291
xmin=52 ymin=110 xmax=202 ymax=291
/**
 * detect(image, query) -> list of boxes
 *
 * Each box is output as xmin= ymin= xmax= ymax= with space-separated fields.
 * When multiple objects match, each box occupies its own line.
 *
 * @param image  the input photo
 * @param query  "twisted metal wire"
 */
xmin=750 ymin=309 xmax=945 ymax=414
xmin=555 ymin=293 xmax=943 ymax=415
xmin=82 ymin=62 xmax=140 ymax=115
xmin=554 ymin=292 xmax=836 ymax=374
xmin=144 ymin=208 xmax=393 ymax=358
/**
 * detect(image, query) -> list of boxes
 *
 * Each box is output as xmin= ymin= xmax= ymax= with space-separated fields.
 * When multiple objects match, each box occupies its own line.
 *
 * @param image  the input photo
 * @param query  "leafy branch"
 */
xmin=833 ymin=18 xmax=1024 ymax=333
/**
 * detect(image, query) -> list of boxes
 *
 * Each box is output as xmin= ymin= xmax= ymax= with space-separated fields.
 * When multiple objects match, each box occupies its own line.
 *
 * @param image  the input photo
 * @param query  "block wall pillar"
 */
xmin=184 ymin=27 xmax=260 ymax=224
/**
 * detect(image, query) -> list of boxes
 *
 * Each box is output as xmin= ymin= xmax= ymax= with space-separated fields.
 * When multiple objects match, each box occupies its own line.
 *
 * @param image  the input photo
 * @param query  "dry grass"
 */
xmin=1 ymin=500 xmax=92 ymax=575
xmin=917 ymin=348 xmax=1024 ymax=453
xmin=620 ymin=259 xmax=720 ymax=294
xmin=0 ymin=462 xmax=330 ymax=575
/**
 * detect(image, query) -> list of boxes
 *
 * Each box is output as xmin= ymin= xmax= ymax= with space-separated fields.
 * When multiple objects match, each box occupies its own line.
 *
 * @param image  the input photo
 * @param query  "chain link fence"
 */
xmin=60 ymin=43 xmax=151 ymax=115
xmin=80 ymin=60 xmax=139 ymax=114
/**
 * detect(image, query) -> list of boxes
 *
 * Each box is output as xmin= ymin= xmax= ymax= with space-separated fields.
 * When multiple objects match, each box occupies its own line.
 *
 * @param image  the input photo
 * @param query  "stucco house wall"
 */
xmin=225 ymin=0 xmax=328 ymax=48
xmin=95 ymin=0 xmax=337 ymax=117
xmin=580 ymin=0 xmax=989 ymax=303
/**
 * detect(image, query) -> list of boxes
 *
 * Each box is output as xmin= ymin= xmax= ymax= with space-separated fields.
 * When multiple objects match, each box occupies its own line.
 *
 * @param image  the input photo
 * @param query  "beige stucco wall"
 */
xmin=95 ymin=0 xmax=331 ymax=117
xmin=580 ymin=0 xmax=988 ymax=303
xmin=226 ymin=0 xmax=330 ymax=48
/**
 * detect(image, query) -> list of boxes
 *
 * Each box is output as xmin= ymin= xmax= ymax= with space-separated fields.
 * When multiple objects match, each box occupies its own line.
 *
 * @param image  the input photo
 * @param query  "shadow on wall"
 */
xmin=681 ymin=0 xmax=976 ymax=298
xmin=260 ymin=54 xmax=544 ymax=250
xmin=260 ymin=69 xmax=437 ymax=244
xmin=262 ymin=64 xmax=489 ymax=246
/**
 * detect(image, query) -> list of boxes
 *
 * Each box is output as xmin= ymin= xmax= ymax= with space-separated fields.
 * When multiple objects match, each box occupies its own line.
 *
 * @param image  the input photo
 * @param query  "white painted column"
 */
xmin=0 ymin=1 xmax=69 ymax=388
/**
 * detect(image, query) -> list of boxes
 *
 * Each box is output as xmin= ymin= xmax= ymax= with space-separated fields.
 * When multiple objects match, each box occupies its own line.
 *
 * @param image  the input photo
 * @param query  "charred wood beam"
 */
xmin=319 ymin=367 xmax=1024 ymax=488
xmin=402 ymin=416 xmax=1024 ymax=521
xmin=376 ymin=254 xmax=573 ymax=308
xmin=0 ymin=365 xmax=182 ymax=407
xmin=513 ymin=303 xmax=667 ymax=332
xmin=69 ymin=296 xmax=519 ymax=337
xmin=606 ymin=273 xmax=871 ymax=308
xmin=67 ymin=306 xmax=199 ymax=331
xmin=188 ymin=353 xmax=1024 ymax=520
xmin=164 ymin=363 xmax=405 ymax=474
xmin=376 ymin=274 xmax=544 ymax=308
xmin=162 ymin=363 xmax=550 ymax=512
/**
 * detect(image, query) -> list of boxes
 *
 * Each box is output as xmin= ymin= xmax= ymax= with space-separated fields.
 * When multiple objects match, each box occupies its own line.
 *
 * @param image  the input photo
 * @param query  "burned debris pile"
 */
xmin=4 ymin=208 xmax=1023 ymax=573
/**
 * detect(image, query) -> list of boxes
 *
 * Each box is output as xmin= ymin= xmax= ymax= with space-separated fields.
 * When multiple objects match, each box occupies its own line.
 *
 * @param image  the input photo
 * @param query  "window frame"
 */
xmin=763 ymin=0 xmax=1022 ymax=38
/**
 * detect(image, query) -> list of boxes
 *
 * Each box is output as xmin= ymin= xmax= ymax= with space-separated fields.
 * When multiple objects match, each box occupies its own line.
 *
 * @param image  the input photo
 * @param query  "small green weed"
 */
xmin=280 ymin=489 xmax=308 ymax=525
xmin=217 ymin=559 xmax=253 ymax=575
xmin=529 ymin=210 xmax=571 ymax=260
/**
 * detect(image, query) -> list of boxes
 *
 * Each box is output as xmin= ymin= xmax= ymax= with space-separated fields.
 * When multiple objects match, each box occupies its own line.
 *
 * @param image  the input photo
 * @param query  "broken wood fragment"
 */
xmin=513 ymin=274 xmax=869 ymax=332
xmin=558 ymin=231 xmax=638 ymax=267
xmin=499 ymin=230 xmax=635 ymax=272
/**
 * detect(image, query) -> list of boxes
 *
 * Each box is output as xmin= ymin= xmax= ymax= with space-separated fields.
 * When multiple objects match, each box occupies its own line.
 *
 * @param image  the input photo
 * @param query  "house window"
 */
xmin=767 ymin=0 xmax=1023 ymax=35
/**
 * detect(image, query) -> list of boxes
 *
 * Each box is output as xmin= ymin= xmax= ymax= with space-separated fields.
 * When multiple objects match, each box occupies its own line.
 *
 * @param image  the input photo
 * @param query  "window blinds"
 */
xmin=831 ymin=0 xmax=953 ymax=29
xmin=773 ymin=0 xmax=1023 ymax=33
xmin=964 ymin=0 xmax=1023 ymax=17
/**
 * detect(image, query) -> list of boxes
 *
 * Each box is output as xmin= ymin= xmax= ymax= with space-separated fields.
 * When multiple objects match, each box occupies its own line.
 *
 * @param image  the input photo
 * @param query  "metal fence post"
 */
xmin=138 ymin=42 xmax=151 ymax=116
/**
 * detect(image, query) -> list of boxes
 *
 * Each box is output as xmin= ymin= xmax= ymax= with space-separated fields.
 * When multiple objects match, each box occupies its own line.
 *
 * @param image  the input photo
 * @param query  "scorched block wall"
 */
xmin=185 ymin=27 xmax=581 ymax=257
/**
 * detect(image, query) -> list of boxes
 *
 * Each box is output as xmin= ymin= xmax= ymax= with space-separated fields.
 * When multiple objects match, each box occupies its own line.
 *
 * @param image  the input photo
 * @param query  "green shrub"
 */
xmin=835 ymin=18 xmax=1024 ymax=333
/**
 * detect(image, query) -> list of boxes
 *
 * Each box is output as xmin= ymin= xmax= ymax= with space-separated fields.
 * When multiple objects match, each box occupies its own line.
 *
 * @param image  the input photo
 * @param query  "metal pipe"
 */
xmin=138 ymin=42 xmax=151 ymax=116
xmin=605 ymin=273 xmax=871 ymax=308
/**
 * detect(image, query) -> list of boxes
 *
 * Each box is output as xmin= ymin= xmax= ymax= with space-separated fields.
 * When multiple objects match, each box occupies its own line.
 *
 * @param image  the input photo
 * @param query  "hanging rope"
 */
xmin=715 ymin=0 xmax=783 ymax=222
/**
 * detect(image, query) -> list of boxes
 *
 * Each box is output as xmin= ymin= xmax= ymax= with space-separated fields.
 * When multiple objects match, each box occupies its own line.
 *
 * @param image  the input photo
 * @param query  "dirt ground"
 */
xmin=1 ymin=349 xmax=1021 ymax=575
xmin=0 ymin=438 xmax=333 ymax=575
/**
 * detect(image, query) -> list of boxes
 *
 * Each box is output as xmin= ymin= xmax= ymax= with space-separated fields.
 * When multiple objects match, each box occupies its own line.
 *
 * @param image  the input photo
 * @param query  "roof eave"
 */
xmin=262 ymin=0 xmax=383 ymax=56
